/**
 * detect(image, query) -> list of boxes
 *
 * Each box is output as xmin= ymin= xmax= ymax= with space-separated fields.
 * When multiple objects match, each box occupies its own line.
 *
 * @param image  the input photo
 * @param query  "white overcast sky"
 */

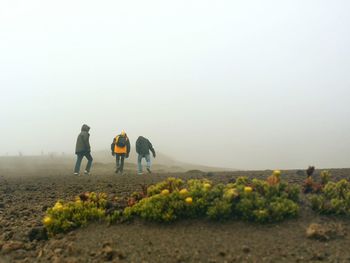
xmin=1 ymin=0 xmax=350 ymax=169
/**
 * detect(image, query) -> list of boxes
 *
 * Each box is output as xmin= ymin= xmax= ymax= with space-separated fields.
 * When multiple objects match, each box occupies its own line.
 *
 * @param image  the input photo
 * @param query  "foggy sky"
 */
xmin=1 ymin=0 xmax=350 ymax=170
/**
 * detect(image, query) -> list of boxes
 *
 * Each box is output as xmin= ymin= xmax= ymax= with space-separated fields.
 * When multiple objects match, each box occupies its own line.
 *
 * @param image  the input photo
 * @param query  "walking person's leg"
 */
xmin=116 ymin=154 xmax=121 ymax=173
xmin=74 ymin=154 xmax=84 ymax=175
xmin=84 ymin=152 xmax=93 ymax=174
xmin=145 ymin=154 xmax=152 ymax=173
xmin=120 ymin=154 xmax=125 ymax=173
xmin=137 ymin=154 xmax=143 ymax=174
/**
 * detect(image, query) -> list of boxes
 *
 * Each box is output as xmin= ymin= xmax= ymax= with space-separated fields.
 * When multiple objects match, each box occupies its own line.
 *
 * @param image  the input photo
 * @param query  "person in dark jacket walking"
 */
xmin=136 ymin=136 xmax=156 ymax=175
xmin=74 ymin=124 xmax=93 ymax=175
xmin=111 ymin=131 xmax=130 ymax=174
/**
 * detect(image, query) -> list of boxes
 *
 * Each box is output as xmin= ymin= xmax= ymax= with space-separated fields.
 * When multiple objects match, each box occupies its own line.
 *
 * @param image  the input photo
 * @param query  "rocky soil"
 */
xmin=0 ymin=168 xmax=350 ymax=262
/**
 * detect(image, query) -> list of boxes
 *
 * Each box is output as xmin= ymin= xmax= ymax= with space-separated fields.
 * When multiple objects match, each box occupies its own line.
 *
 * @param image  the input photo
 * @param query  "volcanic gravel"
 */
xmin=1 ymin=168 xmax=350 ymax=262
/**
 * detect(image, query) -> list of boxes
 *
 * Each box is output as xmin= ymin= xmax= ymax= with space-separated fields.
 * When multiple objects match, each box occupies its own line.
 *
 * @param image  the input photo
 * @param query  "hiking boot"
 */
xmin=147 ymin=168 xmax=152 ymax=174
xmin=84 ymin=170 xmax=90 ymax=176
xmin=115 ymin=168 xmax=120 ymax=174
xmin=138 ymin=172 xmax=143 ymax=175
xmin=74 ymin=172 xmax=79 ymax=176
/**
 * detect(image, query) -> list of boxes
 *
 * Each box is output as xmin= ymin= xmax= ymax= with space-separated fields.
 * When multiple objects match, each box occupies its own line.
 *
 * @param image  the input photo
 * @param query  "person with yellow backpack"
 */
xmin=111 ymin=131 xmax=130 ymax=174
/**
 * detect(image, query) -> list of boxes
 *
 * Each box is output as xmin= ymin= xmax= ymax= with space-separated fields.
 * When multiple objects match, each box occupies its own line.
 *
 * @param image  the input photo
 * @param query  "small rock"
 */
xmin=219 ymin=251 xmax=226 ymax=257
xmin=66 ymin=244 xmax=75 ymax=255
xmin=102 ymin=245 xmax=115 ymax=261
xmin=306 ymin=223 xmax=345 ymax=241
xmin=67 ymin=234 xmax=76 ymax=242
xmin=21 ymin=210 xmax=31 ymax=217
xmin=2 ymin=241 xmax=24 ymax=254
xmin=24 ymin=242 xmax=37 ymax=251
xmin=176 ymin=255 xmax=186 ymax=262
xmin=28 ymin=227 xmax=48 ymax=241
xmin=102 ymin=241 xmax=112 ymax=248
xmin=242 ymin=245 xmax=250 ymax=253
xmin=54 ymin=248 xmax=63 ymax=255
xmin=280 ymin=252 xmax=287 ymax=257
xmin=50 ymin=240 xmax=65 ymax=250
xmin=65 ymin=257 xmax=79 ymax=263
xmin=2 ymin=231 xmax=14 ymax=241
xmin=12 ymin=249 xmax=27 ymax=260
xmin=117 ymin=250 xmax=126 ymax=259
xmin=311 ymin=251 xmax=327 ymax=261
xmin=296 ymin=256 xmax=304 ymax=263
xmin=306 ymin=223 xmax=329 ymax=241
xmin=55 ymin=234 xmax=65 ymax=240
xmin=51 ymin=256 xmax=61 ymax=263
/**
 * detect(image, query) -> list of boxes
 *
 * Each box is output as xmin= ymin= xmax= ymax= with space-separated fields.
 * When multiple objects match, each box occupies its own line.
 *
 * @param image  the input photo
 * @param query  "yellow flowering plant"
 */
xmin=43 ymin=176 xmax=302 ymax=235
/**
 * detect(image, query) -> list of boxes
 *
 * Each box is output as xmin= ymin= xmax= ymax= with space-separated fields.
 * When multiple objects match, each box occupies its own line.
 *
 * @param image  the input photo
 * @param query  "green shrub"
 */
xmin=147 ymin=177 xmax=184 ymax=196
xmin=207 ymin=199 xmax=233 ymax=220
xmin=285 ymin=184 xmax=301 ymax=202
xmin=127 ymin=179 xmax=216 ymax=222
xmin=126 ymin=176 xmax=300 ymax=223
xmin=310 ymin=179 xmax=350 ymax=216
xmin=268 ymin=197 xmax=299 ymax=221
xmin=43 ymin=192 xmax=107 ymax=235
xmin=320 ymin=170 xmax=331 ymax=185
xmin=43 ymin=175 xmax=301 ymax=236
xmin=107 ymin=210 xmax=124 ymax=224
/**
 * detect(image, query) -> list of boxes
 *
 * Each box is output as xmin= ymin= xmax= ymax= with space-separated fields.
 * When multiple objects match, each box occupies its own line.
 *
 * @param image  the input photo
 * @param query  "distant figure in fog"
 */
xmin=111 ymin=131 xmax=130 ymax=175
xmin=74 ymin=124 xmax=93 ymax=176
xmin=136 ymin=136 xmax=156 ymax=175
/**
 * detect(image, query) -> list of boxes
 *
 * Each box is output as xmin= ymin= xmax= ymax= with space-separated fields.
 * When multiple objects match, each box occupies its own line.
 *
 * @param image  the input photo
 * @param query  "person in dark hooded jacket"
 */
xmin=136 ymin=136 xmax=156 ymax=174
xmin=74 ymin=124 xmax=93 ymax=175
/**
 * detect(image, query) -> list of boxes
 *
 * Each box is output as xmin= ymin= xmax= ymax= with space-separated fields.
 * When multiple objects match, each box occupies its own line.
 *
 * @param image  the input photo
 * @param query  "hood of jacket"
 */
xmin=81 ymin=124 xmax=90 ymax=132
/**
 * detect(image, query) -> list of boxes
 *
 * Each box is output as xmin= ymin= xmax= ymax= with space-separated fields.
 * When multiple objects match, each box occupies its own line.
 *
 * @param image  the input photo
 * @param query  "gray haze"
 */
xmin=1 ymin=0 xmax=350 ymax=170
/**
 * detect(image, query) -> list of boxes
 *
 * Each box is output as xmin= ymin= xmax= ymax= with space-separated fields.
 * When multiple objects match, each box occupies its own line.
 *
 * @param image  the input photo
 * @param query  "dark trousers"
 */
xmin=116 ymin=153 xmax=126 ymax=172
xmin=74 ymin=152 xmax=93 ymax=173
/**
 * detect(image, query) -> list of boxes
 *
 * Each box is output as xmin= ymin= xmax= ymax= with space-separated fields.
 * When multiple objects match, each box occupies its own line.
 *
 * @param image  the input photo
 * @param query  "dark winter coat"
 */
xmin=136 ymin=136 xmax=155 ymax=156
xmin=75 ymin=124 xmax=91 ymax=154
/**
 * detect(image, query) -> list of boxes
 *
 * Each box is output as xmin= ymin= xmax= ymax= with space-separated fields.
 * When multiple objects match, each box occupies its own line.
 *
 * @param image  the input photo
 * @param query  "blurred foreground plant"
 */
xmin=124 ymin=172 xmax=300 ymax=223
xmin=43 ymin=192 xmax=107 ymax=236
xmin=310 ymin=179 xmax=350 ymax=216
xmin=43 ymin=172 xmax=301 ymax=236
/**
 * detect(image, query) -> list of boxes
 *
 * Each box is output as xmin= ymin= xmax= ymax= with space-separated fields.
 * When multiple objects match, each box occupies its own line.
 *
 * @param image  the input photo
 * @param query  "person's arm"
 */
xmin=135 ymin=138 xmax=140 ymax=154
xmin=83 ymin=133 xmax=91 ymax=152
xmin=148 ymin=140 xmax=156 ymax=158
xmin=126 ymin=138 xmax=131 ymax=156
xmin=111 ymin=138 xmax=116 ymax=155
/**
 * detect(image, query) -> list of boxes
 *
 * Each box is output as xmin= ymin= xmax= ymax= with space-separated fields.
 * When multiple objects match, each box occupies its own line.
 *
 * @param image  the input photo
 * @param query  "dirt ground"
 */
xmin=0 ymin=166 xmax=350 ymax=263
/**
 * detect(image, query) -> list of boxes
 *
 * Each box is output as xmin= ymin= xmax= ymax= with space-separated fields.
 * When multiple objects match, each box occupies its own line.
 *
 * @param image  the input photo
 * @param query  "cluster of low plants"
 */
xmin=310 ymin=179 xmax=350 ymax=216
xmin=43 ymin=172 xmax=301 ymax=235
xmin=43 ymin=192 xmax=108 ymax=235
xmin=320 ymin=170 xmax=331 ymax=185
xmin=123 ymin=171 xmax=300 ymax=223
